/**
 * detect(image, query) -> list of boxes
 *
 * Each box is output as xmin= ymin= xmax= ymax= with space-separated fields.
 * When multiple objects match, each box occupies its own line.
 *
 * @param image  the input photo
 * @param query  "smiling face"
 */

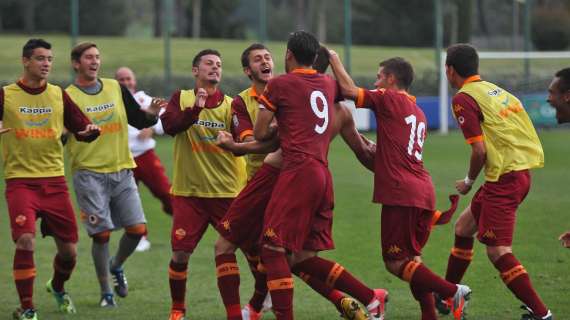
xmin=193 ymin=54 xmax=222 ymax=84
xmin=245 ymin=49 xmax=273 ymax=84
xmin=23 ymin=47 xmax=53 ymax=81
xmin=74 ymin=46 xmax=100 ymax=82
xmin=547 ymin=77 xmax=570 ymax=124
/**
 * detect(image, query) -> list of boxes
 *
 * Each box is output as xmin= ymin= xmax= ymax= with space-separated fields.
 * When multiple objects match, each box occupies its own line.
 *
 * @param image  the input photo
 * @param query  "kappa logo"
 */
xmin=222 ymin=220 xmax=231 ymax=231
xmin=265 ymin=228 xmax=277 ymax=238
xmin=453 ymin=104 xmax=464 ymax=113
xmin=86 ymin=103 xmax=115 ymax=124
xmin=17 ymin=106 xmax=53 ymax=127
xmin=482 ymin=229 xmax=496 ymax=239
xmin=175 ymin=228 xmax=187 ymax=240
xmin=15 ymin=214 xmax=27 ymax=227
xmin=387 ymin=245 xmax=402 ymax=255
xmin=197 ymin=119 xmax=225 ymax=129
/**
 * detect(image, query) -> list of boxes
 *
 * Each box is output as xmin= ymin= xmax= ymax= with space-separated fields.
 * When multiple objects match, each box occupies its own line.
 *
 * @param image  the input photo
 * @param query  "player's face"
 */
xmin=547 ymin=77 xmax=570 ymax=124
xmin=374 ymin=67 xmax=389 ymax=89
xmin=246 ymin=49 xmax=273 ymax=84
xmin=23 ymin=47 xmax=53 ymax=81
xmin=75 ymin=47 xmax=100 ymax=81
xmin=116 ymin=69 xmax=137 ymax=93
xmin=193 ymin=54 xmax=222 ymax=84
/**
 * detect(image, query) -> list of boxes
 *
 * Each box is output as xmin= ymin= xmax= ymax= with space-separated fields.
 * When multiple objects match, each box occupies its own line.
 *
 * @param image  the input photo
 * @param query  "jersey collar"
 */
xmin=17 ymin=79 xmax=47 ymax=95
xmin=460 ymin=75 xmax=481 ymax=88
xmin=291 ymin=68 xmax=317 ymax=75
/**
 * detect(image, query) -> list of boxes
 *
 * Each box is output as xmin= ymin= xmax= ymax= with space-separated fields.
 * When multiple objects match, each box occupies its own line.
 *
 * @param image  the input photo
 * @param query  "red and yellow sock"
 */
xmin=14 ymin=249 xmax=35 ymax=310
xmin=215 ymin=253 xmax=241 ymax=320
xmin=169 ymin=260 xmax=188 ymax=313
xmin=245 ymin=253 xmax=268 ymax=312
xmin=52 ymin=254 xmax=76 ymax=293
xmin=445 ymin=235 xmax=474 ymax=284
xmin=400 ymin=261 xmax=456 ymax=299
xmin=261 ymin=247 xmax=293 ymax=320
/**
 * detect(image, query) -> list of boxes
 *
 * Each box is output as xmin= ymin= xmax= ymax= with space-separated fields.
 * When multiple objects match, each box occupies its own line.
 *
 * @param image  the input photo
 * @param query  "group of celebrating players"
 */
xmin=1 ymin=29 xmax=569 ymax=320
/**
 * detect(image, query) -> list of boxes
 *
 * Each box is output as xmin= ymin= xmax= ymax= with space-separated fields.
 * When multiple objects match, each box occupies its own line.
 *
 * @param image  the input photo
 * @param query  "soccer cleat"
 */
xmin=520 ymin=305 xmax=553 ymax=320
xmin=241 ymin=304 xmax=262 ymax=320
xmin=434 ymin=293 xmax=451 ymax=315
xmin=261 ymin=293 xmax=272 ymax=312
xmin=109 ymin=257 xmax=129 ymax=297
xmin=447 ymin=284 xmax=471 ymax=320
xmin=135 ymin=236 xmax=151 ymax=252
xmin=340 ymin=297 xmax=368 ymax=320
xmin=367 ymin=289 xmax=388 ymax=320
xmin=46 ymin=279 xmax=76 ymax=314
xmin=99 ymin=293 xmax=117 ymax=307
xmin=12 ymin=308 xmax=38 ymax=320
xmin=168 ymin=309 xmax=186 ymax=320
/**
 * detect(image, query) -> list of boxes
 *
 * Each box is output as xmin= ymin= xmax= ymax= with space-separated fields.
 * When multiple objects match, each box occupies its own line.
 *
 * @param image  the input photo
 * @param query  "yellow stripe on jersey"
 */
xmin=1 ymin=83 xmax=65 ymax=179
xmin=172 ymin=89 xmax=246 ymax=197
xmin=237 ymin=87 xmax=267 ymax=180
xmin=459 ymin=80 xmax=544 ymax=181
xmin=65 ymin=78 xmax=135 ymax=173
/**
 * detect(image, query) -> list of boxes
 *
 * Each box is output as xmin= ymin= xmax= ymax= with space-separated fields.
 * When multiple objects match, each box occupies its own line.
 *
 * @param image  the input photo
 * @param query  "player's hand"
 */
xmin=455 ymin=179 xmax=472 ymax=195
xmin=559 ymin=231 xmax=570 ymax=248
xmin=216 ymin=131 xmax=236 ymax=151
xmin=0 ymin=127 xmax=12 ymax=135
xmin=137 ymin=128 xmax=154 ymax=140
xmin=328 ymin=49 xmax=340 ymax=62
xmin=148 ymin=98 xmax=167 ymax=115
xmin=196 ymin=88 xmax=208 ymax=109
xmin=77 ymin=124 xmax=101 ymax=137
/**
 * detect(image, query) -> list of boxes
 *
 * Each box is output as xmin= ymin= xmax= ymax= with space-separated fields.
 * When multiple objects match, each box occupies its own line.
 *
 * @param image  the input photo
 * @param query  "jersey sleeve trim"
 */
xmin=259 ymin=95 xmax=276 ymax=112
xmin=466 ymin=135 xmax=484 ymax=144
xmin=239 ymin=129 xmax=254 ymax=141
xmin=355 ymin=88 xmax=365 ymax=108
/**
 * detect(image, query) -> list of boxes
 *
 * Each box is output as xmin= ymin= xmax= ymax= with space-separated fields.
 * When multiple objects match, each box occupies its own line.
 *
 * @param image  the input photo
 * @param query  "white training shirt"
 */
xmin=128 ymin=90 xmax=165 ymax=158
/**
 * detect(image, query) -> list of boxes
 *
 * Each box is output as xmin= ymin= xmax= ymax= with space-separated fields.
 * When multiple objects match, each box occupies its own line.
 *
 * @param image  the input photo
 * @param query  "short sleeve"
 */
xmin=230 ymin=96 xmax=254 ymax=142
xmin=355 ymin=88 xmax=387 ymax=111
xmin=259 ymin=79 xmax=280 ymax=112
xmin=452 ymin=93 xmax=484 ymax=144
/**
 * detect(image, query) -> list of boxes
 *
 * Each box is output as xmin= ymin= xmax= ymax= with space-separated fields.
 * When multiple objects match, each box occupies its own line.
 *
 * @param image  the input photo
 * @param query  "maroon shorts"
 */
xmin=262 ymin=159 xmax=334 ymax=252
xmin=471 ymin=170 xmax=531 ymax=246
xmin=381 ymin=205 xmax=433 ymax=261
xmin=133 ymin=149 xmax=173 ymax=215
xmin=216 ymin=163 xmax=280 ymax=252
xmin=6 ymin=177 xmax=78 ymax=243
xmin=171 ymin=196 xmax=233 ymax=252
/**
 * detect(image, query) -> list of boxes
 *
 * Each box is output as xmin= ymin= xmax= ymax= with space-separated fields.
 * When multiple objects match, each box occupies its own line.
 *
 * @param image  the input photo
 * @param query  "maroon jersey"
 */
xmin=451 ymin=92 xmax=484 ymax=143
xmin=259 ymin=69 xmax=339 ymax=169
xmin=356 ymin=88 xmax=435 ymax=210
xmin=230 ymin=95 xmax=254 ymax=142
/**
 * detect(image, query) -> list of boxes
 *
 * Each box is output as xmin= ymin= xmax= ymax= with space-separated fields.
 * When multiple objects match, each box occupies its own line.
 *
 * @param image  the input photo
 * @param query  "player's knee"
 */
xmin=383 ymin=259 xmax=406 ymax=276
xmin=290 ymin=250 xmax=316 ymax=267
xmin=15 ymin=233 xmax=35 ymax=251
xmin=57 ymin=243 xmax=77 ymax=260
xmin=486 ymin=245 xmax=512 ymax=263
xmin=214 ymin=237 xmax=237 ymax=256
xmin=92 ymin=230 xmax=111 ymax=244
xmin=172 ymin=250 xmax=191 ymax=263
xmin=125 ymin=223 xmax=147 ymax=239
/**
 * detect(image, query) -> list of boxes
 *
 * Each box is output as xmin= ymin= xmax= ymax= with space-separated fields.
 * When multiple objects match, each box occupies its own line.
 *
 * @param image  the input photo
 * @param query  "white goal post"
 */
xmin=438 ymin=51 xmax=570 ymax=134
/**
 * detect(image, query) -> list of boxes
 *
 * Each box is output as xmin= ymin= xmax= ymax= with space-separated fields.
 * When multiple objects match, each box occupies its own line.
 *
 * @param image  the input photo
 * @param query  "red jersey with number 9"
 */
xmin=259 ymin=69 xmax=340 ymax=170
xmin=355 ymin=88 xmax=435 ymax=210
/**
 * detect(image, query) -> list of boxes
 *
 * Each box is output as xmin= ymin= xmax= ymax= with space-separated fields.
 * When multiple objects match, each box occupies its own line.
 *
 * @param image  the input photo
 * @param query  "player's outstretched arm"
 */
xmin=0 ymin=127 xmax=11 ymax=135
xmin=455 ymin=141 xmax=486 ymax=195
xmin=337 ymin=104 xmax=375 ymax=172
xmin=328 ymin=50 xmax=359 ymax=100
xmin=559 ymin=231 xmax=570 ymax=248
xmin=216 ymin=131 xmax=279 ymax=156
xmin=253 ymin=108 xmax=276 ymax=141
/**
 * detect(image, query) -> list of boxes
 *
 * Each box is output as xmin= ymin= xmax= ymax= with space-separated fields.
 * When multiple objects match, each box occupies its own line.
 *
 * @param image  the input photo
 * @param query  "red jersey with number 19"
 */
xmin=259 ymin=69 xmax=339 ymax=169
xmin=356 ymin=88 xmax=435 ymax=210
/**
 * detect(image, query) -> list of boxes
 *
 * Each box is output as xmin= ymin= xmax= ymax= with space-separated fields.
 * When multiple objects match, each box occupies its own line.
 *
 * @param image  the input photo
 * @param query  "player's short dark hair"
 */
xmin=71 ymin=42 xmax=98 ymax=62
xmin=379 ymin=57 xmax=414 ymax=90
xmin=22 ymin=38 xmax=51 ymax=58
xmin=287 ymin=31 xmax=320 ymax=66
xmin=555 ymin=68 xmax=570 ymax=93
xmin=446 ymin=43 xmax=479 ymax=77
xmin=241 ymin=43 xmax=268 ymax=68
xmin=313 ymin=46 xmax=330 ymax=74
xmin=192 ymin=49 xmax=221 ymax=67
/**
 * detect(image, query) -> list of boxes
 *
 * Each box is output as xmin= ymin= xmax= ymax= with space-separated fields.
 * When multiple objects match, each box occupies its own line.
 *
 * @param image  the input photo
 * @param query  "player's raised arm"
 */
xmin=336 ymin=103 xmax=375 ymax=172
xmin=216 ymin=130 xmax=279 ymax=155
xmin=160 ymin=90 xmax=204 ymax=136
xmin=328 ymin=50 xmax=359 ymax=100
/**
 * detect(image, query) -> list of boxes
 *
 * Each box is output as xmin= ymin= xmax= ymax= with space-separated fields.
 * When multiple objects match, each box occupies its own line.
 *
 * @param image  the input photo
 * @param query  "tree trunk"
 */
xmin=317 ymin=0 xmax=327 ymax=42
xmin=175 ymin=0 xmax=188 ymax=36
xmin=295 ymin=0 xmax=306 ymax=30
xmin=23 ymin=0 xmax=35 ymax=34
xmin=476 ymin=0 xmax=489 ymax=35
xmin=192 ymin=0 xmax=201 ymax=39
xmin=456 ymin=0 xmax=471 ymax=42
xmin=153 ymin=0 xmax=162 ymax=37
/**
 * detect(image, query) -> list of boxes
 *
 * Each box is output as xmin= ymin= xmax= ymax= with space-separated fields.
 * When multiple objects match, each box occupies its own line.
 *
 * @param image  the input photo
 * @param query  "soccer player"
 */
xmin=1 ymin=38 xmax=100 ymax=320
xmin=328 ymin=51 xmax=472 ymax=320
xmin=161 ymin=49 xmax=247 ymax=320
xmin=440 ymin=43 xmax=551 ymax=320
xmin=65 ymin=42 xmax=164 ymax=307
xmin=214 ymin=44 xmax=377 ymax=320
xmin=116 ymin=66 xmax=172 ymax=252
xmin=253 ymin=31 xmax=387 ymax=320
xmin=547 ymin=67 xmax=570 ymax=248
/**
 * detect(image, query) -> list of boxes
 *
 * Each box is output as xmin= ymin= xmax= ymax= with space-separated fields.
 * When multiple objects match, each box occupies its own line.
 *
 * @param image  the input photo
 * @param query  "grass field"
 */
xmin=0 ymin=130 xmax=568 ymax=319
